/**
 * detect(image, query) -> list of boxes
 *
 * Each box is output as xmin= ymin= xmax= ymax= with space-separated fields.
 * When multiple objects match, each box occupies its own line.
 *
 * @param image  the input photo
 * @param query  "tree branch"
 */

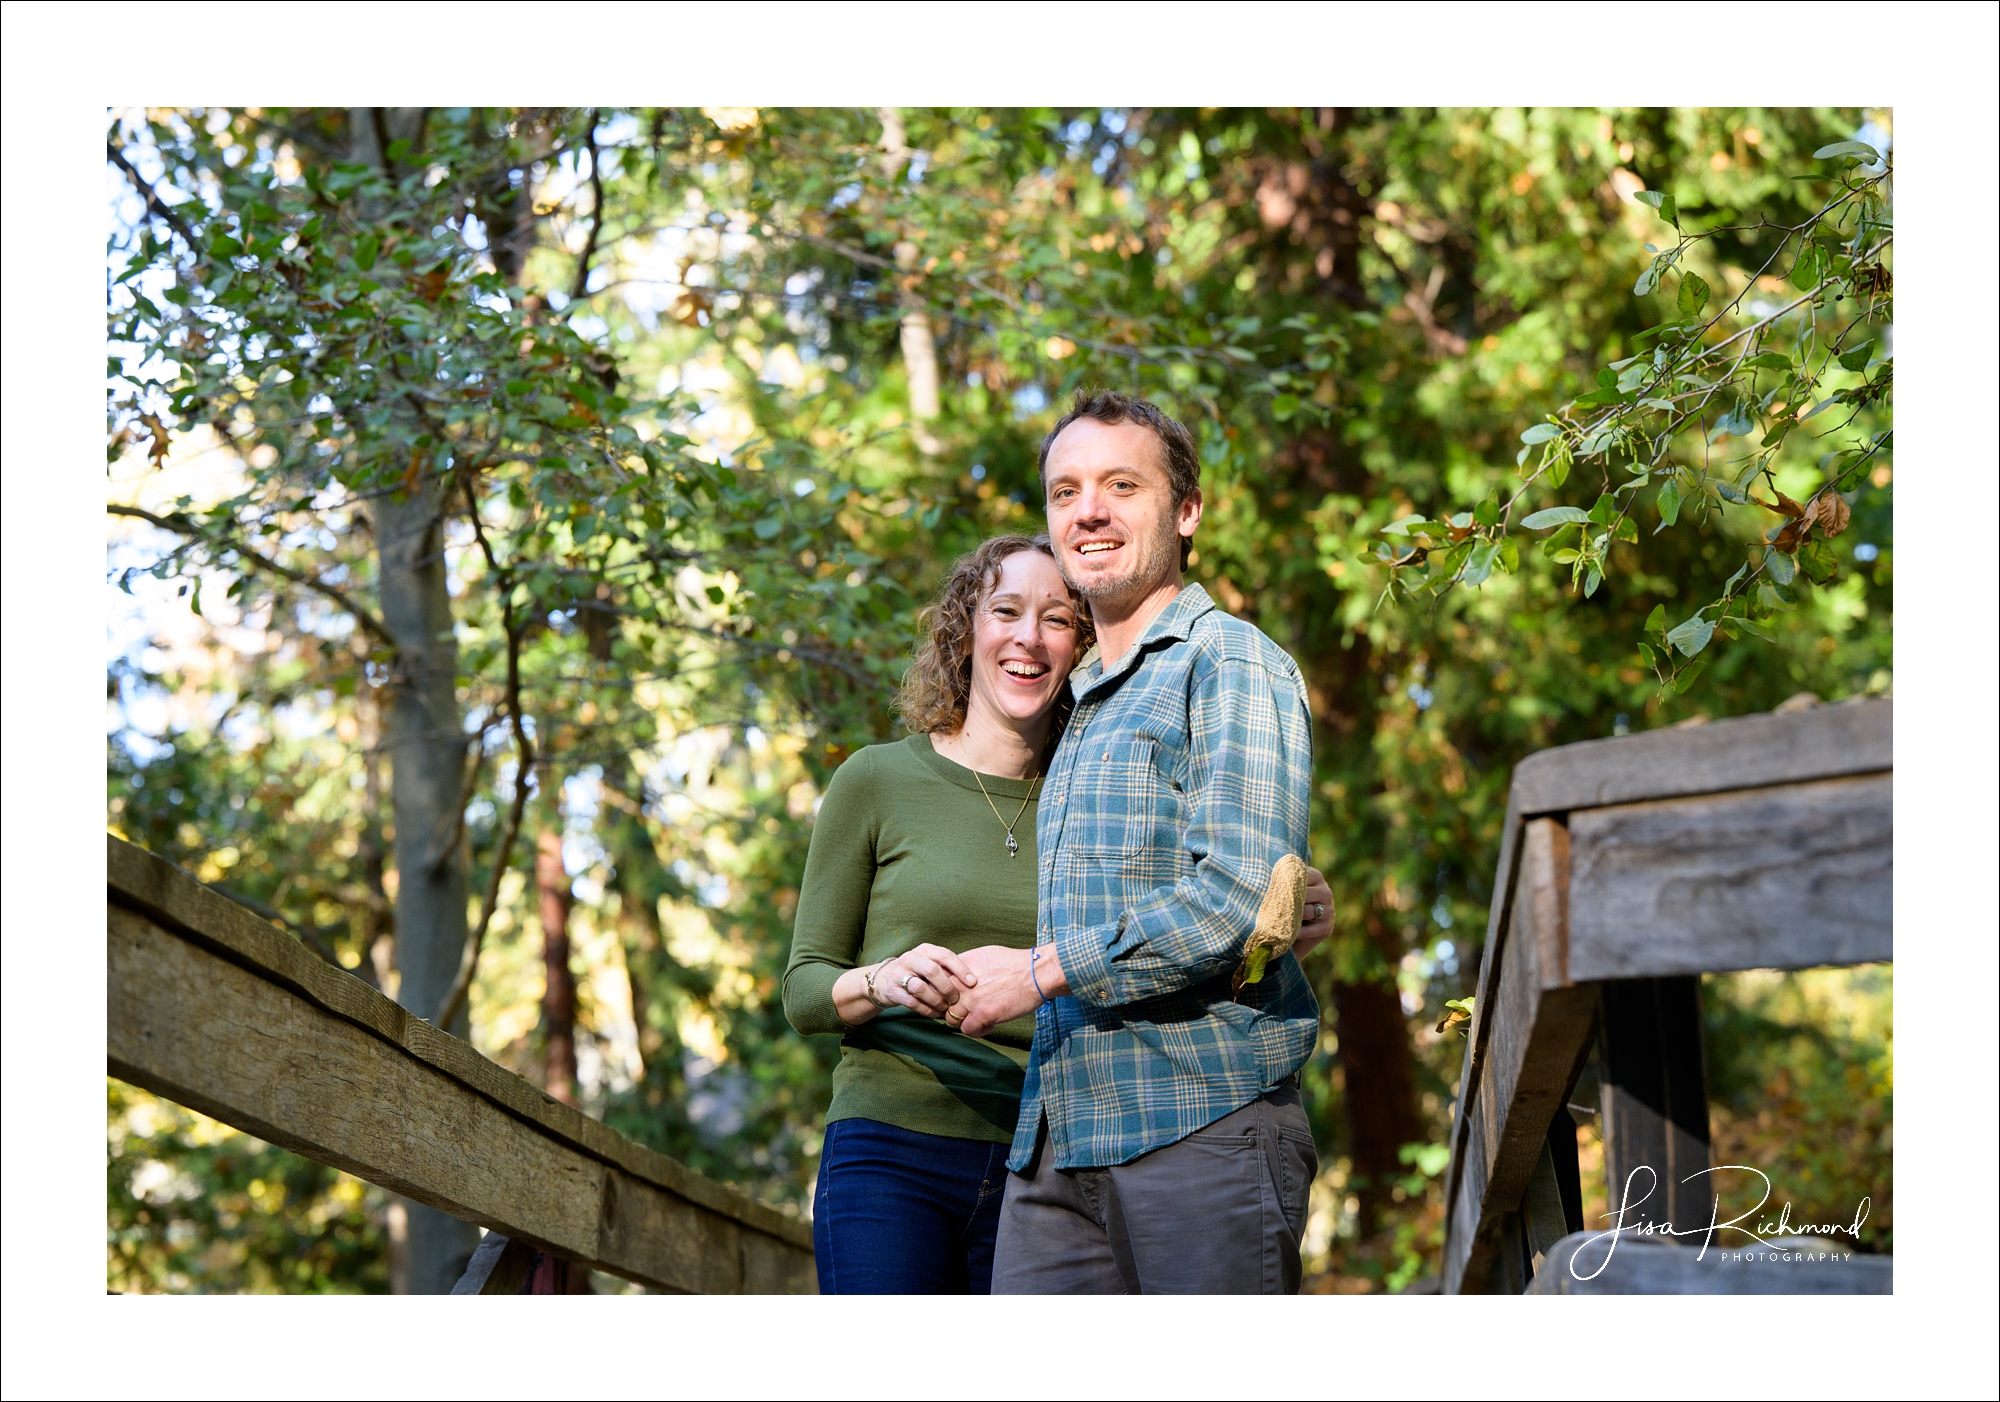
xmin=107 ymin=142 xmax=200 ymax=249
xmin=433 ymin=472 xmax=535 ymax=1031
xmin=569 ymin=109 xmax=606 ymax=302
xmin=108 ymin=504 xmax=396 ymax=651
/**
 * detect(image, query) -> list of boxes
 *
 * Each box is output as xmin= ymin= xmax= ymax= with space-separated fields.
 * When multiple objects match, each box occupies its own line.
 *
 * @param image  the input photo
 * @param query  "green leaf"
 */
xmin=1381 ymin=517 xmax=1429 ymax=536
xmin=354 ymin=232 xmax=380 ymax=272
xmin=753 ymin=515 xmax=784 ymax=539
xmin=1498 ymin=536 xmax=1520 ymax=573
xmin=1677 ymin=271 xmax=1710 ymax=318
xmin=1616 ymin=362 xmax=1650 ymax=393
xmin=1551 ymin=548 xmax=1580 ymax=564
xmin=1271 ymin=393 xmax=1300 ymax=420
xmin=1657 ymin=477 xmax=1681 ymax=527
xmin=1837 ymin=345 xmax=1873 ymax=372
xmin=1637 ymin=640 xmax=1656 ymax=667
xmin=1743 ymin=352 xmax=1792 ymax=370
xmin=1588 ymin=494 xmax=1617 ymax=526
xmin=1520 ymin=423 xmax=1563 ymax=445
xmin=1666 ymin=615 xmax=1714 ymax=657
xmin=1644 ymin=604 xmax=1667 ymax=636
xmin=1597 ymin=367 xmax=1618 ymax=390
xmin=1671 ymin=658 xmax=1710 ymax=694
xmin=1798 ymin=538 xmax=1840 ymax=584
xmin=1521 ymin=506 xmax=1590 ymax=530
xmin=1814 ymin=140 xmax=1882 ymax=163
xmin=1634 ymin=190 xmax=1666 ymax=209
xmin=1547 ymin=453 xmax=1570 ymax=488
xmin=1462 ymin=541 xmax=1498 ymax=587
xmin=1765 ymin=549 xmax=1797 ymax=586
xmin=1789 ymin=242 xmax=1822 ymax=291
xmin=1584 ymin=567 xmax=1603 ymax=598
xmin=1473 ymin=498 xmax=1499 ymax=529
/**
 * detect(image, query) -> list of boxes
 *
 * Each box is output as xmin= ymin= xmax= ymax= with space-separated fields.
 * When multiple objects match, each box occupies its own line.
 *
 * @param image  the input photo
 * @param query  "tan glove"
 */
xmin=1233 ymin=853 xmax=1307 ymax=993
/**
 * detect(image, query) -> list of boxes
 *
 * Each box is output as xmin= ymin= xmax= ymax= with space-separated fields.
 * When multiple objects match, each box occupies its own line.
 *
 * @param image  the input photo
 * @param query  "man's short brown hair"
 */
xmin=1036 ymin=390 xmax=1201 ymax=569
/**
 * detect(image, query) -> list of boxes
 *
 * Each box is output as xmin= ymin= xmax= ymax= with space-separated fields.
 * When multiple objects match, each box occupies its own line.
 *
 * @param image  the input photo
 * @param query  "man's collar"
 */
xmin=1072 ymin=582 xmax=1215 ymax=699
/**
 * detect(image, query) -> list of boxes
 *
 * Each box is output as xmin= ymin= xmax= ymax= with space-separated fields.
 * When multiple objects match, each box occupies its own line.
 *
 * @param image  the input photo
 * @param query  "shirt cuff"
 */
xmin=782 ymin=962 xmax=849 ymax=1037
xmin=1051 ymin=917 xmax=1124 ymax=1007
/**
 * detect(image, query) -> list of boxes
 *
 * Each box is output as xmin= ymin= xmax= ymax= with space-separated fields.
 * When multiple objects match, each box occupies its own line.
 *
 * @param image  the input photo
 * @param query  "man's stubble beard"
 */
xmin=1064 ymin=510 xmax=1184 ymax=607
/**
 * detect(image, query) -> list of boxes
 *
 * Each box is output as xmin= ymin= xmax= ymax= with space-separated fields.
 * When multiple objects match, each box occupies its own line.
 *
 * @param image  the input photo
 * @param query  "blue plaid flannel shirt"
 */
xmin=1010 ymin=583 xmax=1320 ymax=1172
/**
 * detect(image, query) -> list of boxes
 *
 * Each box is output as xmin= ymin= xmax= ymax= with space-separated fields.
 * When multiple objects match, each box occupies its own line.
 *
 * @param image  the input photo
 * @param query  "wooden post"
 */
xmin=1598 ymin=976 xmax=1711 ymax=1238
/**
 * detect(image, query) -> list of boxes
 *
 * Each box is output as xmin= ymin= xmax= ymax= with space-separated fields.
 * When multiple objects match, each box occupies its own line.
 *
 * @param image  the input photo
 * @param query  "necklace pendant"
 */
xmin=1005 ymin=832 xmax=1019 ymax=857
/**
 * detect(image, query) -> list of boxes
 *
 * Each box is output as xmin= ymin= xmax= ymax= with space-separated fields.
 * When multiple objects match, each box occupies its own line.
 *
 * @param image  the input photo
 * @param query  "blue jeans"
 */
xmin=812 ymin=1118 xmax=1011 ymax=1294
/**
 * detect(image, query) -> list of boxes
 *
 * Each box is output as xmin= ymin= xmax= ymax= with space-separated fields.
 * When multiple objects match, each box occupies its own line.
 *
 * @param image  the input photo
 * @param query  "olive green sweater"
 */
xmin=782 ymin=733 xmax=1041 ymax=1144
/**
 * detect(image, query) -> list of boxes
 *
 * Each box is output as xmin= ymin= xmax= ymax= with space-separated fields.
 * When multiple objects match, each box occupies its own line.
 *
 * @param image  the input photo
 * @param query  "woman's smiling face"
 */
xmin=964 ymin=548 xmax=1084 ymax=732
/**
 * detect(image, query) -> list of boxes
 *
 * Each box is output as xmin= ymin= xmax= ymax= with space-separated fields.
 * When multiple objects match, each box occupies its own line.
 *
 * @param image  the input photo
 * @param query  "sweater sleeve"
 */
xmin=781 ymin=751 xmax=880 ymax=1036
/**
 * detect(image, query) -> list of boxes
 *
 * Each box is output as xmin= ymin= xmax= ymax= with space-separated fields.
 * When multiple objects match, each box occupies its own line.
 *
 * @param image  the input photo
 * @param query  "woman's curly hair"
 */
xmin=896 ymin=534 xmax=1093 ymax=735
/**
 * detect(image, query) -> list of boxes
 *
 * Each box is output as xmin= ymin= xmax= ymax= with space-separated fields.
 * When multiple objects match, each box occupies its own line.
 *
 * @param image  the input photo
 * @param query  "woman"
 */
xmin=782 ymin=534 xmax=1332 ymax=1294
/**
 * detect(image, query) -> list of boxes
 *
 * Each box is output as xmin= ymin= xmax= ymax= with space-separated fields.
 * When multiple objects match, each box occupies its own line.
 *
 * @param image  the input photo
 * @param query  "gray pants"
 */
xmin=991 ymin=1084 xmax=1317 ymax=1294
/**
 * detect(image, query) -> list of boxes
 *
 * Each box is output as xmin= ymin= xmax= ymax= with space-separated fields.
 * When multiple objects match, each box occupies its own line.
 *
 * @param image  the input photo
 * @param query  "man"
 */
xmin=951 ymin=390 xmax=1323 ymax=1294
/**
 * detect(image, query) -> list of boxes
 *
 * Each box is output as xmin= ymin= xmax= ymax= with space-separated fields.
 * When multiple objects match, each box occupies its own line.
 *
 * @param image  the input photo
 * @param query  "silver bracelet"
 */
xmin=862 ymin=958 xmax=894 ymax=1008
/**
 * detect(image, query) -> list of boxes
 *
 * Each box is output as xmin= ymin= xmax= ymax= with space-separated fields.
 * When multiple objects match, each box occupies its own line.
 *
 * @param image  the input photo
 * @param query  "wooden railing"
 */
xmin=1442 ymin=699 xmax=1893 ymax=1294
xmin=107 ymin=835 xmax=816 ymax=1293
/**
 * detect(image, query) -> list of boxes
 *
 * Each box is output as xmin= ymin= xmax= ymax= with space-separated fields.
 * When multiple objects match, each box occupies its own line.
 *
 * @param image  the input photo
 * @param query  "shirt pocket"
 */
xmin=1067 ymin=736 xmax=1183 ymax=863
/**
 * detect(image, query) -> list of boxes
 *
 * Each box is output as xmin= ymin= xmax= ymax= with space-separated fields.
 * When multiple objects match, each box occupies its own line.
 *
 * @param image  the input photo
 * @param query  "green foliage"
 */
xmin=108 ymin=1079 xmax=389 ymax=1293
xmin=1385 ymin=133 xmax=1891 ymax=695
xmin=1704 ymin=966 xmax=1892 ymax=1253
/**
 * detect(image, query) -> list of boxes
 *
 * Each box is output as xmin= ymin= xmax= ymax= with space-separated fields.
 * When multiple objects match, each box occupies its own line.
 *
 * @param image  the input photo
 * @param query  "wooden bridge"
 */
xmin=107 ymin=834 xmax=816 ymax=1294
xmin=1441 ymin=697 xmax=1893 ymax=1294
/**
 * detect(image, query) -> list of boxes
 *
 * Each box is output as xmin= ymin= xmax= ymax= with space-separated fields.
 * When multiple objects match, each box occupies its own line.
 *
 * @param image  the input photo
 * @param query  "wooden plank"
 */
xmin=107 ymin=835 xmax=811 ymax=1258
xmin=107 ymin=839 xmax=814 ymax=1293
xmin=1511 ymin=697 xmax=1890 ymax=818
xmin=109 ymin=906 xmax=812 ymax=1292
xmin=1600 ymin=977 xmax=1712 ymax=1235
xmin=453 ymin=1233 xmax=537 ymax=1295
xmin=1567 ymin=774 xmax=1892 ymax=981
xmin=1525 ymin=1231 xmax=1892 ymax=1294
xmin=1447 ymin=700 xmax=1891 ymax=1259
xmin=1442 ymin=819 xmax=1598 ymax=1293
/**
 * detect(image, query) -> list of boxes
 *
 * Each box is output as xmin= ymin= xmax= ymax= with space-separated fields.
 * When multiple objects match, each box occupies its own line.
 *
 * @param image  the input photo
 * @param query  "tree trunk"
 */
xmin=536 ymin=826 xmax=578 ymax=1106
xmin=351 ymin=104 xmax=483 ymax=1295
xmin=1330 ymin=909 xmax=1424 ymax=1239
xmin=601 ymin=759 xmax=688 ymax=1103
xmin=878 ymin=108 xmax=942 ymax=455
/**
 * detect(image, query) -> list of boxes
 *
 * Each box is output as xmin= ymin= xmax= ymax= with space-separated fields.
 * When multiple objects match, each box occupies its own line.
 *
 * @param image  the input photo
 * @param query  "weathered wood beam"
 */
xmin=1599 ymin=976 xmax=1713 ymax=1235
xmin=1442 ymin=819 xmax=1597 ymax=1293
xmin=1511 ymin=697 xmax=1891 ymax=817
xmin=1460 ymin=700 xmax=1889 ymax=1069
xmin=106 ymin=836 xmax=814 ymax=1294
xmin=1567 ymin=773 xmax=1892 ymax=980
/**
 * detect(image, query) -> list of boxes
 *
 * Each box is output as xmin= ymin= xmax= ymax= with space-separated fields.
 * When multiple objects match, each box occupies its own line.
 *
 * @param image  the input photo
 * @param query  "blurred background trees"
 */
xmin=107 ymin=105 xmax=1891 ymax=1292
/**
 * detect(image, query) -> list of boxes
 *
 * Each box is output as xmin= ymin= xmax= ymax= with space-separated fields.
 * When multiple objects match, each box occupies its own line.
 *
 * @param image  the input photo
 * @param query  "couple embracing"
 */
xmin=783 ymin=391 xmax=1331 ymax=1294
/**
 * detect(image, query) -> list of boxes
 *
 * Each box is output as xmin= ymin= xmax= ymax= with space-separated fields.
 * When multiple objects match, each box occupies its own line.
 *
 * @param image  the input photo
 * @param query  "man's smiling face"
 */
xmin=1042 ymin=417 xmax=1200 ymax=606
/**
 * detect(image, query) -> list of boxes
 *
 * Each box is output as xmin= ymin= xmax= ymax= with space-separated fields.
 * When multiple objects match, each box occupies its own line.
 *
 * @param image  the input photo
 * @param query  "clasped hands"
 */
xmin=852 ymin=867 xmax=1334 ymax=1039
